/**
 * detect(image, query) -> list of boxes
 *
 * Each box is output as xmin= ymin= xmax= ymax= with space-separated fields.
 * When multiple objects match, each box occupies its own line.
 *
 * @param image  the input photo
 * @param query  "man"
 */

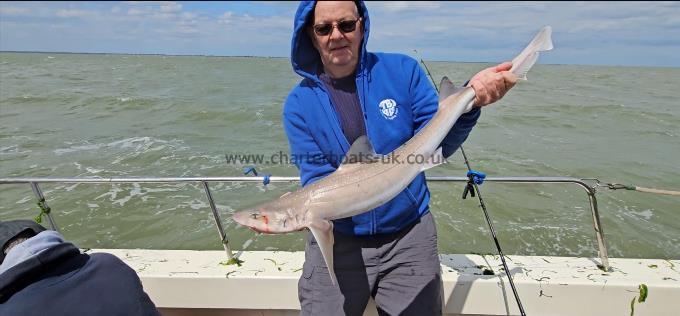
xmin=0 ymin=220 xmax=160 ymax=316
xmin=284 ymin=1 xmax=517 ymax=315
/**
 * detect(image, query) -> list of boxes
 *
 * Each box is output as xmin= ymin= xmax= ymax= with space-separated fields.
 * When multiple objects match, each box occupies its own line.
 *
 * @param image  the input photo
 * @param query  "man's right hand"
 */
xmin=468 ymin=62 xmax=518 ymax=107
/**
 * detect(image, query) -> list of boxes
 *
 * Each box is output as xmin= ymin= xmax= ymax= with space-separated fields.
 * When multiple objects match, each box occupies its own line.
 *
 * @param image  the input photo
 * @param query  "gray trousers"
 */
xmin=299 ymin=212 xmax=442 ymax=316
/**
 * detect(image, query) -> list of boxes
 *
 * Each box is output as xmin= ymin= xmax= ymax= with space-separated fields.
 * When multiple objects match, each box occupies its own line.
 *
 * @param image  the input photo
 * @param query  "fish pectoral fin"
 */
xmin=307 ymin=219 xmax=337 ymax=285
xmin=421 ymin=147 xmax=447 ymax=171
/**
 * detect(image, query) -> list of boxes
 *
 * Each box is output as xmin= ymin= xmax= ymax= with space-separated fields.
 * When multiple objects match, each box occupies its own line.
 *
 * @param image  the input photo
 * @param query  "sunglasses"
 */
xmin=312 ymin=18 xmax=361 ymax=36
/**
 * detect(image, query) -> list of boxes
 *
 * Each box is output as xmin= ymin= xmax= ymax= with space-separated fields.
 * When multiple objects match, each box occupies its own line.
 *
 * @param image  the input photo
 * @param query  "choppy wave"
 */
xmin=54 ymin=137 xmax=185 ymax=156
xmin=1 ymin=53 xmax=678 ymax=258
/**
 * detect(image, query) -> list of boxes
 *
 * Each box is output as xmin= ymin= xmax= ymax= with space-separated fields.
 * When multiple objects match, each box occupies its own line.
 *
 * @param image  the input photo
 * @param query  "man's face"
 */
xmin=309 ymin=1 xmax=363 ymax=76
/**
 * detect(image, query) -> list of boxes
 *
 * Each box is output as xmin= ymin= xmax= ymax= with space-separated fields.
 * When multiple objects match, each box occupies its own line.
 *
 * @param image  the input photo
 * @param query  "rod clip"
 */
xmin=463 ymin=170 xmax=486 ymax=199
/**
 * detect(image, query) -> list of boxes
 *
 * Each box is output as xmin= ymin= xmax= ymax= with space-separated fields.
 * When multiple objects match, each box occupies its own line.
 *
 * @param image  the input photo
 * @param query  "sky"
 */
xmin=1 ymin=1 xmax=679 ymax=67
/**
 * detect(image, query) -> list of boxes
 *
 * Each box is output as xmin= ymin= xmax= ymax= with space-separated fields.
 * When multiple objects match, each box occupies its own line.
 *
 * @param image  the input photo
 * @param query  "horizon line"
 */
xmin=1 ymin=50 xmax=676 ymax=69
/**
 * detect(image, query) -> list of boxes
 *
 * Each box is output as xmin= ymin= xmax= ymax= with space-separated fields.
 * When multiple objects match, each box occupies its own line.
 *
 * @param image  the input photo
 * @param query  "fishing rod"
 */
xmin=415 ymin=50 xmax=527 ymax=316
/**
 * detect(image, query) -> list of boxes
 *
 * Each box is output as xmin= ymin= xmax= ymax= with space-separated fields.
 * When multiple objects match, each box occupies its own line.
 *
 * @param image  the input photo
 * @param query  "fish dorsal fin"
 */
xmin=439 ymin=76 xmax=466 ymax=103
xmin=342 ymin=135 xmax=380 ymax=165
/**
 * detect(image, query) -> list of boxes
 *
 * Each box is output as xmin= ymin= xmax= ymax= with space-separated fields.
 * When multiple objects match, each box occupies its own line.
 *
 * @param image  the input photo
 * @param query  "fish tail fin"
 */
xmin=511 ymin=26 xmax=554 ymax=80
xmin=308 ymin=219 xmax=337 ymax=285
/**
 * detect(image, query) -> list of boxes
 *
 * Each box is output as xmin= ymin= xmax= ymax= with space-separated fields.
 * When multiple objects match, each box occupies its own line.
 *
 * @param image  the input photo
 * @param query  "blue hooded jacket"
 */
xmin=283 ymin=1 xmax=481 ymax=235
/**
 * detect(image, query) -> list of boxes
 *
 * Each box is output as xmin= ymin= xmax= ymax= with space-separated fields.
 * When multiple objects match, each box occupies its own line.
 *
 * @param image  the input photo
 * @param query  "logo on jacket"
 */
xmin=378 ymin=99 xmax=398 ymax=120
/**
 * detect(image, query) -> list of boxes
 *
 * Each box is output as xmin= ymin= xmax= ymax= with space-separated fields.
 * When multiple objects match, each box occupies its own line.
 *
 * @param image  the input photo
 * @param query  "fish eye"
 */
xmin=250 ymin=213 xmax=260 ymax=219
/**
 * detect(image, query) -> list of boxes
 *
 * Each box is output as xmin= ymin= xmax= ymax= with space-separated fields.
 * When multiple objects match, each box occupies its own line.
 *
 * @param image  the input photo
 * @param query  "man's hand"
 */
xmin=468 ymin=61 xmax=518 ymax=107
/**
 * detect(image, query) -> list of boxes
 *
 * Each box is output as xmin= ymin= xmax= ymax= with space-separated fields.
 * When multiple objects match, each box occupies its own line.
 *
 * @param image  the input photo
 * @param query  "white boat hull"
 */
xmin=91 ymin=249 xmax=679 ymax=316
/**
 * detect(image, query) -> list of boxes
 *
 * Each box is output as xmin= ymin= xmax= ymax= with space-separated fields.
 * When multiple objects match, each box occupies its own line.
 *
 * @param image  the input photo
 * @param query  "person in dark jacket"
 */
xmin=286 ymin=1 xmax=517 ymax=315
xmin=0 ymin=220 xmax=160 ymax=316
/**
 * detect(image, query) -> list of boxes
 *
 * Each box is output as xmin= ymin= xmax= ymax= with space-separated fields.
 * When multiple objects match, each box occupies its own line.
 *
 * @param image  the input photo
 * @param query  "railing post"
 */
xmin=202 ymin=181 xmax=233 ymax=260
xmin=584 ymin=187 xmax=610 ymax=271
xmin=29 ymin=182 xmax=60 ymax=232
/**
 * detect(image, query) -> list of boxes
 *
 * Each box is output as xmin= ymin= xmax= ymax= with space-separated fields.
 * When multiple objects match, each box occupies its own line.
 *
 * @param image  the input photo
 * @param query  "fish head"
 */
xmin=232 ymin=203 xmax=298 ymax=234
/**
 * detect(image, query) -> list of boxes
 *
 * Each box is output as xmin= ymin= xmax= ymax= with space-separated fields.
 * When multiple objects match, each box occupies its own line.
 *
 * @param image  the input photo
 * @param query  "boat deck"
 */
xmin=92 ymin=249 xmax=679 ymax=316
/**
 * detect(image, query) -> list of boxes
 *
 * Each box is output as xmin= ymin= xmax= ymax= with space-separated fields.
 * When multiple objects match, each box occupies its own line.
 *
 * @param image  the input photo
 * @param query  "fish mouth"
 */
xmin=232 ymin=211 xmax=250 ymax=226
xmin=232 ymin=210 xmax=270 ymax=233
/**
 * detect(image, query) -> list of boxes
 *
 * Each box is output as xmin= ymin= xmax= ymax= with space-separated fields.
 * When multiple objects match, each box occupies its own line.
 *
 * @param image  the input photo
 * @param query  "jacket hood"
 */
xmin=290 ymin=0 xmax=370 ymax=81
xmin=0 ymin=231 xmax=64 ymax=275
xmin=0 ymin=242 xmax=80 ymax=303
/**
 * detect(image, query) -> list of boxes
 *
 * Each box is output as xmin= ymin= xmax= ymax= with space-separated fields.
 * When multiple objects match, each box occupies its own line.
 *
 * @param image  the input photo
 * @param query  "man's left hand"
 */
xmin=468 ymin=61 xmax=518 ymax=107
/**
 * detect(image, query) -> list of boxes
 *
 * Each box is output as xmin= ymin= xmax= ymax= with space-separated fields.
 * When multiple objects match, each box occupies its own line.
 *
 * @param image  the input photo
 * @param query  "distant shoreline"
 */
xmin=1 ymin=50 xmax=675 ymax=69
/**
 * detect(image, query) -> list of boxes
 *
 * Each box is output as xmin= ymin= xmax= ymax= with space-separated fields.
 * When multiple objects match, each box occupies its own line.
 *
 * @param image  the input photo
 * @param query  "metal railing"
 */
xmin=0 ymin=176 xmax=610 ymax=270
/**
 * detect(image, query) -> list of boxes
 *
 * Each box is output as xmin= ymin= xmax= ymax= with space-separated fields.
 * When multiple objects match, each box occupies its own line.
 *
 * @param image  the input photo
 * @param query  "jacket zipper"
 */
xmin=356 ymin=70 xmax=377 ymax=235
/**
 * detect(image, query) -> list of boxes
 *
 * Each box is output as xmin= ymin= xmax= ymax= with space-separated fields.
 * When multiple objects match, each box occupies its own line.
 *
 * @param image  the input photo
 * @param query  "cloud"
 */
xmin=126 ymin=8 xmax=148 ymax=16
xmin=0 ymin=6 xmax=30 ymax=16
xmin=218 ymin=11 xmax=235 ymax=25
xmin=367 ymin=1 xmax=442 ymax=13
xmin=160 ymin=2 xmax=182 ymax=13
xmin=121 ymin=1 xmax=146 ymax=4
xmin=55 ymin=9 xmax=98 ymax=19
xmin=1 ymin=1 xmax=679 ymax=66
xmin=122 ymin=1 xmax=182 ymax=17
xmin=365 ymin=1 xmax=680 ymax=66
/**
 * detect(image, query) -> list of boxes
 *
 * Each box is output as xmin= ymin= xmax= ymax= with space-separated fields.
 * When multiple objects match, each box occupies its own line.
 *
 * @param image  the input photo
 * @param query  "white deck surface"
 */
xmin=92 ymin=249 xmax=680 ymax=316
